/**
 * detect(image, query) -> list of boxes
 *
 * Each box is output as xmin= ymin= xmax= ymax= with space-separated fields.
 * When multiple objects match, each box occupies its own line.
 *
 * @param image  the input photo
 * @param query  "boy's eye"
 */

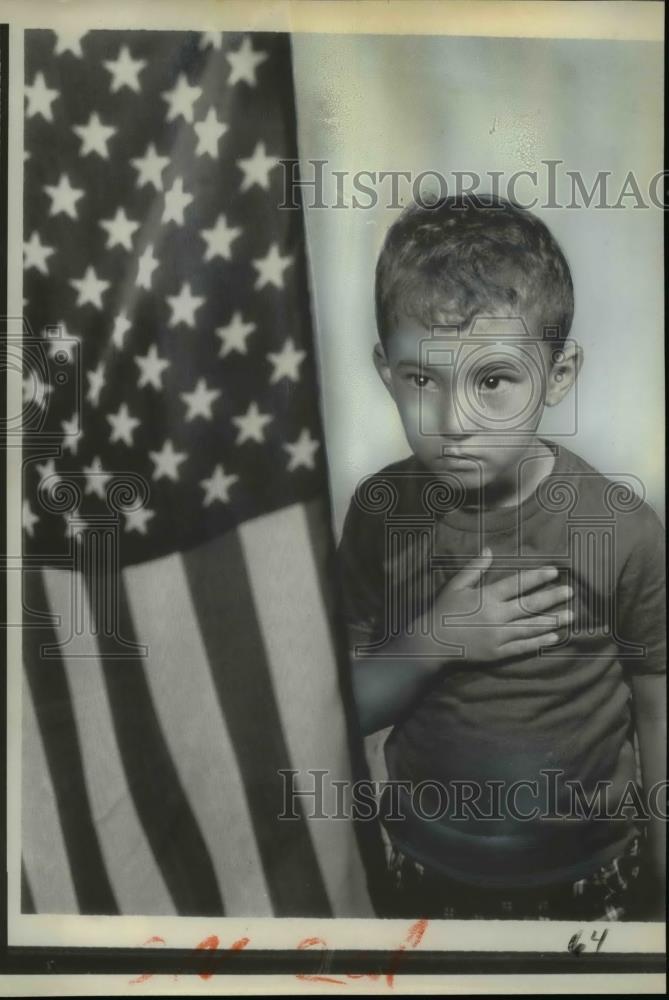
xmin=408 ymin=374 xmax=435 ymax=389
xmin=477 ymin=373 xmax=509 ymax=392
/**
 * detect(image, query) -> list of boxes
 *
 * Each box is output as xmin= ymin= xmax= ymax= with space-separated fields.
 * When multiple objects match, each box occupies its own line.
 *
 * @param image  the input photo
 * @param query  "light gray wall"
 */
xmin=293 ymin=33 xmax=664 ymax=535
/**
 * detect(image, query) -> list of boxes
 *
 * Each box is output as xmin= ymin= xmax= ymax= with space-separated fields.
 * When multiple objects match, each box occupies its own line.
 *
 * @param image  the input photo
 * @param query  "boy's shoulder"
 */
xmin=548 ymin=439 xmax=664 ymax=542
xmin=340 ymin=453 xmax=431 ymax=534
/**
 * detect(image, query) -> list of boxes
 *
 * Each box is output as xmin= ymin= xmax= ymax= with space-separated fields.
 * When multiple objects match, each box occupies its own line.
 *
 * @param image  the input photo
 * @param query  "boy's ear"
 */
xmin=544 ymin=339 xmax=583 ymax=407
xmin=373 ymin=343 xmax=395 ymax=396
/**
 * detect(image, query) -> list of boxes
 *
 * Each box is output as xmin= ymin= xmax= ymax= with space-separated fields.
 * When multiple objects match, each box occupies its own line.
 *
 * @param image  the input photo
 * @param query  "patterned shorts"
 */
xmin=388 ymin=836 xmax=646 ymax=921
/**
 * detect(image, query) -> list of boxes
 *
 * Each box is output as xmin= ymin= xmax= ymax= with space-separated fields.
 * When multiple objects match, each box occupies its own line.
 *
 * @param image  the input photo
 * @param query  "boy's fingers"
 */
xmin=500 ymin=617 xmax=567 ymax=642
xmin=450 ymin=547 xmax=493 ymax=590
xmin=502 ymin=632 xmax=561 ymax=658
xmin=517 ymin=607 xmax=574 ymax=630
xmin=507 ymin=586 xmax=573 ymax=618
xmin=491 ymin=566 xmax=559 ymax=601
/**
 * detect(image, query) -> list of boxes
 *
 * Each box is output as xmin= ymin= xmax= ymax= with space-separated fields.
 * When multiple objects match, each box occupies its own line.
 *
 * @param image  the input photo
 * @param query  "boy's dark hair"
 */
xmin=375 ymin=194 xmax=574 ymax=346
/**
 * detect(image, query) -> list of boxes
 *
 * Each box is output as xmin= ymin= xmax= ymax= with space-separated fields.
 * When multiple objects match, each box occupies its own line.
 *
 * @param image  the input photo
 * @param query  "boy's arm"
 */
xmin=615 ymin=504 xmax=666 ymax=915
xmin=350 ymin=629 xmax=452 ymax=736
xmin=631 ymin=672 xmax=667 ymax=916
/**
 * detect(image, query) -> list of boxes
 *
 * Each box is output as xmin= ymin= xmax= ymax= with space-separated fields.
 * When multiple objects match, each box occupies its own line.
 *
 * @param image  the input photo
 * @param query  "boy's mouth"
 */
xmin=436 ymin=453 xmax=481 ymax=471
xmin=439 ymin=450 xmax=478 ymax=463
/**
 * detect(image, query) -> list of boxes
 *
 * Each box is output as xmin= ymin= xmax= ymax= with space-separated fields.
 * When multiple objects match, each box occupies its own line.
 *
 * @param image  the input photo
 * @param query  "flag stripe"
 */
xmin=21 ymin=863 xmax=37 ymax=915
xmin=303 ymin=498 xmax=388 ymax=907
xmin=183 ymin=526 xmax=332 ymax=916
xmin=21 ymin=671 xmax=79 ymax=914
xmin=303 ymin=498 xmax=339 ymax=620
xmin=240 ymin=503 xmax=375 ymax=916
xmin=22 ymin=569 xmax=118 ymax=914
xmin=84 ymin=561 xmax=225 ymax=916
xmin=124 ymin=551 xmax=273 ymax=915
xmin=43 ymin=566 xmax=177 ymax=916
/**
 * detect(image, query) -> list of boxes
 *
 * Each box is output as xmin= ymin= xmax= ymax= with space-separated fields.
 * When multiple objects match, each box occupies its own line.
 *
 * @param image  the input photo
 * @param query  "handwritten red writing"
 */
xmin=129 ymin=937 xmax=166 ymax=985
xmin=130 ymin=932 xmax=250 ymax=985
xmin=129 ymin=920 xmax=429 ymax=989
xmin=295 ymin=918 xmax=428 ymax=988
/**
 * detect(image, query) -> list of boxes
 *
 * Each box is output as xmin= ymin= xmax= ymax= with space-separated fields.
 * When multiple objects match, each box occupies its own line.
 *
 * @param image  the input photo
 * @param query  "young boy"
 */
xmin=338 ymin=195 xmax=666 ymax=921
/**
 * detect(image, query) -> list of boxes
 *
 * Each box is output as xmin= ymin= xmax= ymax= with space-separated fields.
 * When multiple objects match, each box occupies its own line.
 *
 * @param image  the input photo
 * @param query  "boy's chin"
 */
xmin=423 ymin=459 xmax=488 ymax=488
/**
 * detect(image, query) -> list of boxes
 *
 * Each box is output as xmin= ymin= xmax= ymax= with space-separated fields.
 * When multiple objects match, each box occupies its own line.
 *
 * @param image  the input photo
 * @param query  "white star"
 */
xmin=104 ymin=45 xmax=147 ymax=93
xmin=162 ymin=73 xmax=202 ymax=123
xmin=86 ymin=362 xmax=105 ymax=406
xmin=135 ymin=344 xmax=170 ymax=389
xmin=226 ymin=37 xmax=268 ymax=86
xmin=149 ymin=439 xmax=187 ymax=482
xmin=253 ymin=242 xmax=293 ymax=290
xmin=100 ymin=207 xmax=139 ymax=251
xmin=201 ymin=214 xmax=241 ymax=262
xmin=23 ymin=232 xmax=54 ymax=274
xmin=23 ymin=500 xmax=39 ymax=537
xmin=163 ymin=177 xmax=194 ymax=225
xmin=83 ymin=456 xmax=112 ymax=500
xmin=25 ymin=72 xmax=59 ymax=121
xmin=61 ymin=413 xmax=81 ymax=454
xmin=53 ymin=28 xmax=87 ymax=57
xmin=73 ymin=112 xmax=116 ymax=158
xmin=44 ymin=173 xmax=84 ymax=219
xmin=111 ymin=311 xmax=132 ymax=349
xmin=123 ymin=505 xmax=155 ymax=535
xmin=49 ymin=340 xmax=77 ymax=366
xmin=35 ymin=458 xmax=61 ymax=492
xmin=136 ymin=245 xmax=159 ymax=290
xmin=200 ymin=464 xmax=238 ymax=506
xmin=232 ymin=401 xmax=273 ymax=445
xmin=284 ymin=428 xmax=320 ymax=471
xmin=107 ymin=402 xmax=140 ymax=446
xmin=216 ymin=311 xmax=255 ymax=357
xmin=267 ymin=338 xmax=306 ymax=384
xmin=193 ymin=108 xmax=227 ymax=157
xmin=131 ymin=143 xmax=170 ymax=191
xmin=199 ymin=32 xmax=223 ymax=50
xmin=36 ymin=457 xmax=58 ymax=479
xmin=237 ymin=142 xmax=279 ymax=192
xmin=70 ymin=266 xmax=110 ymax=309
xmin=44 ymin=323 xmax=77 ymax=362
xmin=63 ymin=509 xmax=84 ymax=541
xmin=167 ymin=282 xmax=204 ymax=328
xmin=180 ymin=378 xmax=220 ymax=422
xmin=53 ymin=29 xmax=86 ymax=57
xmin=22 ymin=371 xmax=52 ymax=410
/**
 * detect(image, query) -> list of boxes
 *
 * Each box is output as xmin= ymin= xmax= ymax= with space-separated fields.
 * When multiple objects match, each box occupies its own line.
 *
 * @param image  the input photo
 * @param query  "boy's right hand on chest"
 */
xmin=424 ymin=548 xmax=574 ymax=663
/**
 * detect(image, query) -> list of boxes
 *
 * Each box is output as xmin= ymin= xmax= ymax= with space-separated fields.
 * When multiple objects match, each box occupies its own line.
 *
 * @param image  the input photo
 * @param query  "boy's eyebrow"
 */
xmin=472 ymin=359 xmax=525 ymax=372
xmin=394 ymin=358 xmax=524 ymax=373
xmin=395 ymin=359 xmax=443 ymax=372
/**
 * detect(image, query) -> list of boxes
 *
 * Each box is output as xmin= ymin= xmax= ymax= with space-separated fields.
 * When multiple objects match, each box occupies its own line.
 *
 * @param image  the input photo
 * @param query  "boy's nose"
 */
xmin=439 ymin=395 xmax=468 ymax=436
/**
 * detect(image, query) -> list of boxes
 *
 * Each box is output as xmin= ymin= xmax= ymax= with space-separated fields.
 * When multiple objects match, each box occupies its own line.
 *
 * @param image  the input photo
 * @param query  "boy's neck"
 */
xmin=460 ymin=438 xmax=556 ymax=512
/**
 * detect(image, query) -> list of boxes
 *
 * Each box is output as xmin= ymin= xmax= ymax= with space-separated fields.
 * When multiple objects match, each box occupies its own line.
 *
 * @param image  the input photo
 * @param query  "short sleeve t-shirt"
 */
xmin=337 ymin=440 xmax=666 ymax=888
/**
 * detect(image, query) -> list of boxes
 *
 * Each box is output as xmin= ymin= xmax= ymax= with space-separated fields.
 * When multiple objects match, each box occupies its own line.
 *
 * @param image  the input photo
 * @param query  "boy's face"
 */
xmin=374 ymin=312 xmax=580 ymax=496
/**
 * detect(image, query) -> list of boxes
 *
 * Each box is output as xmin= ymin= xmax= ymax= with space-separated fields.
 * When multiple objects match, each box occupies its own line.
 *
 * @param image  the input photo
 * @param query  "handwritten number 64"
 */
xmin=568 ymin=929 xmax=609 ymax=955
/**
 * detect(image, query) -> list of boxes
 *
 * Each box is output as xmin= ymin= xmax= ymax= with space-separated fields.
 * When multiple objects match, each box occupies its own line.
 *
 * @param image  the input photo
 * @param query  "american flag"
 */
xmin=21 ymin=28 xmax=381 ymax=916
